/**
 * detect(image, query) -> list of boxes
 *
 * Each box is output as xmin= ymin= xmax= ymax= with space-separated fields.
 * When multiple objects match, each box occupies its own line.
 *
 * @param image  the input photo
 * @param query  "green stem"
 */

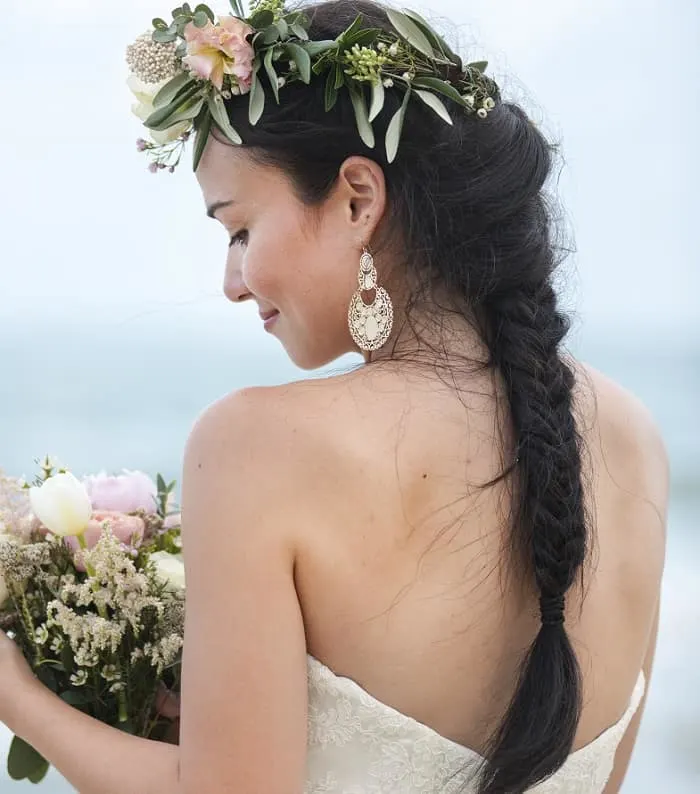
xmin=115 ymin=660 xmax=130 ymax=723
xmin=19 ymin=592 xmax=42 ymax=665
xmin=118 ymin=688 xmax=129 ymax=723
xmin=142 ymin=685 xmax=159 ymax=738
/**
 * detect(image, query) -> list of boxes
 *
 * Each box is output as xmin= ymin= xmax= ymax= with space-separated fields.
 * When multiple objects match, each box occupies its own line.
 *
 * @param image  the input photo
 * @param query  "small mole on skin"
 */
xmin=422 ymin=473 xmax=428 ymax=479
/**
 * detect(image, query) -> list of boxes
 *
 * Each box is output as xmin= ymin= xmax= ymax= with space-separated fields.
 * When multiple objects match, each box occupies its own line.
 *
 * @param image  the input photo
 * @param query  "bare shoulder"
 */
xmin=569 ymin=364 xmax=670 ymax=792
xmin=572 ymin=361 xmax=670 ymax=509
xmin=570 ymin=360 xmax=668 ymax=601
xmin=573 ymin=361 xmax=668 ymax=459
xmin=185 ymin=376 xmax=354 ymax=492
xmin=189 ymin=376 xmax=350 ymax=438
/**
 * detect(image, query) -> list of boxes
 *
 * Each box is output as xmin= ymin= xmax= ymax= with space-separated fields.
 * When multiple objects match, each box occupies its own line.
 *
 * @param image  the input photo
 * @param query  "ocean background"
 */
xmin=0 ymin=315 xmax=697 ymax=792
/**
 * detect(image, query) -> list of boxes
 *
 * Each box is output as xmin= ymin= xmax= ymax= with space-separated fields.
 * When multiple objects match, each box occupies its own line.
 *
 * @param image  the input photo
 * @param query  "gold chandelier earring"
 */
xmin=348 ymin=247 xmax=394 ymax=352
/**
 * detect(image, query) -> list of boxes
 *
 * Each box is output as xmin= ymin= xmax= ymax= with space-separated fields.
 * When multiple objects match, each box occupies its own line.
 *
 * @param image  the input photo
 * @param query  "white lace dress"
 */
xmin=305 ymin=656 xmax=645 ymax=793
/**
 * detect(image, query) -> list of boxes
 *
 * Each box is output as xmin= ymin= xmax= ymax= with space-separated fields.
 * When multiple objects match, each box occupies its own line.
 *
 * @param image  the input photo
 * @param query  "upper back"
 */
xmin=265 ymin=358 xmax=667 ymax=760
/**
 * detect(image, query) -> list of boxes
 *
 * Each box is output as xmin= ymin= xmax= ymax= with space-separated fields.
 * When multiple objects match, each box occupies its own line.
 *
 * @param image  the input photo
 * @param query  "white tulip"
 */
xmin=29 ymin=473 xmax=92 ymax=538
xmin=127 ymin=74 xmax=191 ymax=145
xmin=150 ymin=551 xmax=186 ymax=591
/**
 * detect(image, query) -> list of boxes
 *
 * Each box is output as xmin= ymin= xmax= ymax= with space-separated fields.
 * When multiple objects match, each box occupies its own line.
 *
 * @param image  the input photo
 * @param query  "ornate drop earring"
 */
xmin=347 ymin=247 xmax=394 ymax=351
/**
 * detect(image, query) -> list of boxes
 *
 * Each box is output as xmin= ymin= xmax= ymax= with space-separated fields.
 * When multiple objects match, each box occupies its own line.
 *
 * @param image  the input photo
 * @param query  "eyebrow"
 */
xmin=206 ymin=199 xmax=236 ymax=219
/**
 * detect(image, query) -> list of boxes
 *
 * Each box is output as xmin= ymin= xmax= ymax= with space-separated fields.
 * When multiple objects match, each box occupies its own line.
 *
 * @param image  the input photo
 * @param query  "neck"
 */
xmin=362 ymin=300 xmax=490 ymax=371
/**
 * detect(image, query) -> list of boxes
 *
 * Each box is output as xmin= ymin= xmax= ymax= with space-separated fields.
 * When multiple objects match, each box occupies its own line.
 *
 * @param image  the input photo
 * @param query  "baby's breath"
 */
xmin=1 ymin=461 xmax=186 ymax=744
xmin=0 ymin=541 xmax=51 ymax=583
xmin=143 ymin=633 xmax=184 ymax=676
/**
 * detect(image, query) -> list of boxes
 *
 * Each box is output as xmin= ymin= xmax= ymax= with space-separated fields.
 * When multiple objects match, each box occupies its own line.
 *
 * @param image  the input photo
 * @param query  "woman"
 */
xmin=0 ymin=1 xmax=667 ymax=792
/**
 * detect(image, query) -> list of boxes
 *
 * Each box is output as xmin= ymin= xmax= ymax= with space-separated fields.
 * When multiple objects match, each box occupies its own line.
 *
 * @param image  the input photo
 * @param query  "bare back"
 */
xmin=284 ymin=359 xmax=667 ymax=767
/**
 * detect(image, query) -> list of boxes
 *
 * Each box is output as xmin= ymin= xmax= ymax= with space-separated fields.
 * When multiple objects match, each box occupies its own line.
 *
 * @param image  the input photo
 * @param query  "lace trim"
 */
xmin=305 ymin=655 xmax=645 ymax=794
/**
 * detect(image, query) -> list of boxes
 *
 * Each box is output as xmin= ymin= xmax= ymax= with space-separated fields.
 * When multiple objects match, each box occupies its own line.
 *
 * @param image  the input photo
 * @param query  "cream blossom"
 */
xmin=29 ymin=473 xmax=92 ymax=538
xmin=150 ymin=551 xmax=186 ymax=591
xmin=182 ymin=15 xmax=254 ymax=93
xmin=127 ymin=74 xmax=190 ymax=144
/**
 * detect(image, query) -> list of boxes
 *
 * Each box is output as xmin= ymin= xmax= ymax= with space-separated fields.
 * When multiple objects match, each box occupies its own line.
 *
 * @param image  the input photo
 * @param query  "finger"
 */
xmin=163 ymin=718 xmax=180 ymax=745
xmin=154 ymin=684 xmax=181 ymax=719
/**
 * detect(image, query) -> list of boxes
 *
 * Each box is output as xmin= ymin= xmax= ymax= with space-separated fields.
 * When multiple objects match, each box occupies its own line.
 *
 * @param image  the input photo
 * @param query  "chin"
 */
xmin=283 ymin=338 xmax=354 ymax=371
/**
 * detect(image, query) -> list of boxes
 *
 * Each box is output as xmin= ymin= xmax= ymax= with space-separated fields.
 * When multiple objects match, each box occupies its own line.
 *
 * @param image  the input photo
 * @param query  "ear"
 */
xmin=335 ymin=156 xmax=387 ymax=242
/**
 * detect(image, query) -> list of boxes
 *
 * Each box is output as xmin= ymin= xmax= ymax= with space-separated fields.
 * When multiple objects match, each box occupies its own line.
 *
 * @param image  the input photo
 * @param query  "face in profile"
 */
xmin=196 ymin=135 xmax=383 ymax=369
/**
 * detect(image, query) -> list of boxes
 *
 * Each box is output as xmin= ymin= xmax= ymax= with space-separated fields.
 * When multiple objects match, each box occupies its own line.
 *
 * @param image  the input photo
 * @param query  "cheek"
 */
xmin=242 ymin=208 xmax=315 ymax=299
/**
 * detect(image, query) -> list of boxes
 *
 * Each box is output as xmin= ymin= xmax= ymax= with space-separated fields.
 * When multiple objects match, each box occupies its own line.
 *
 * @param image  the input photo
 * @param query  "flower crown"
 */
xmin=126 ymin=1 xmax=499 ymax=173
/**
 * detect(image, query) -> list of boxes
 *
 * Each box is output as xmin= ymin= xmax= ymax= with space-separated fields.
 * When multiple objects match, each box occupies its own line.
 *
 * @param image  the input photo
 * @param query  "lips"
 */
xmin=259 ymin=309 xmax=279 ymax=322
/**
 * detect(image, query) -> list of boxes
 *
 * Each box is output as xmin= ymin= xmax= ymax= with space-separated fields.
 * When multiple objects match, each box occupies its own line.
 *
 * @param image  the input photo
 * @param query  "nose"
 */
xmin=223 ymin=264 xmax=253 ymax=304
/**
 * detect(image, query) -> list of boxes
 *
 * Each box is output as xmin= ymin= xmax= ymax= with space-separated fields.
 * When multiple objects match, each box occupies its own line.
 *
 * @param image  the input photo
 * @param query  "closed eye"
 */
xmin=229 ymin=230 xmax=249 ymax=247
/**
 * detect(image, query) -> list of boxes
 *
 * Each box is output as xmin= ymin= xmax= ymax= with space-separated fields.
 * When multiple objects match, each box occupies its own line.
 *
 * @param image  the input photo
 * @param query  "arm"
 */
xmin=4 ymin=685 xmax=179 ymax=794
xmin=2 ymin=387 xmax=309 ymax=794
xmin=602 ymin=597 xmax=660 ymax=794
xmin=177 ymin=388 xmax=309 ymax=793
xmin=600 ymin=376 xmax=669 ymax=793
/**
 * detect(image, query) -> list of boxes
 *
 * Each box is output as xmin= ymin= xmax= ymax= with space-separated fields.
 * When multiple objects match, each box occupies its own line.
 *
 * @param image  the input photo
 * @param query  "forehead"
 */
xmin=195 ymin=136 xmax=287 ymax=205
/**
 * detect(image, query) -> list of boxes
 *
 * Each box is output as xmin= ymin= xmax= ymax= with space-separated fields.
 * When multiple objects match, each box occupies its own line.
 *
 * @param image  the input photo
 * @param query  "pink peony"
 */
xmin=182 ymin=15 xmax=254 ymax=92
xmin=64 ymin=511 xmax=145 ymax=572
xmin=83 ymin=470 xmax=158 ymax=514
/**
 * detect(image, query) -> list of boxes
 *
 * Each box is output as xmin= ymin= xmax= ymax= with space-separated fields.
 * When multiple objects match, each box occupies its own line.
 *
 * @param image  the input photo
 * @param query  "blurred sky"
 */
xmin=1 ymin=0 xmax=698 ymax=347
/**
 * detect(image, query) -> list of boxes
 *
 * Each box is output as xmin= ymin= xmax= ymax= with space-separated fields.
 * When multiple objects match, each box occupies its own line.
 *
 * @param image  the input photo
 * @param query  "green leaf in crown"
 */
xmin=124 ymin=2 xmax=500 ymax=173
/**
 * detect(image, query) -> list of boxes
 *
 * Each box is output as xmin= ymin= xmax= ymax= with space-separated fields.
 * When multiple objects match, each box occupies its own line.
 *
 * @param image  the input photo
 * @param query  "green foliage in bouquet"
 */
xmin=0 ymin=462 xmax=185 ymax=784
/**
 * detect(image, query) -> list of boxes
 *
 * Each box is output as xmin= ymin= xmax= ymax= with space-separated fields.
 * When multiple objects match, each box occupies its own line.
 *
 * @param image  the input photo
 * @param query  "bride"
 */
xmin=0 ymin=1 xmax=667 ymax=792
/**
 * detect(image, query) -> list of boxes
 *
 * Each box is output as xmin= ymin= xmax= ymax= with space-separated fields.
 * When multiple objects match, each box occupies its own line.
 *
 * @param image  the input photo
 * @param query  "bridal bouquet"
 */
xmin=0 ymin=458 xmax=186 ymax=785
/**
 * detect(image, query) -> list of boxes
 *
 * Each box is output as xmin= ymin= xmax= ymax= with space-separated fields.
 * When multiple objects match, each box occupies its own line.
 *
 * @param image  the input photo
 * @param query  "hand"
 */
xmin=154 ymin=682 xmax=180 ymax=745
xmin=0 ymin=631 xmax=38 ymax=722
xmin=155 ymin=682 xmax=180 ymax=720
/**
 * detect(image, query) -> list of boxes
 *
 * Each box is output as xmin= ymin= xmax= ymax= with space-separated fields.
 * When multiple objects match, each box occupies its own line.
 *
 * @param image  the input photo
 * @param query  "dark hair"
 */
xmin=219 ymin=2 xmax=588 ymax=791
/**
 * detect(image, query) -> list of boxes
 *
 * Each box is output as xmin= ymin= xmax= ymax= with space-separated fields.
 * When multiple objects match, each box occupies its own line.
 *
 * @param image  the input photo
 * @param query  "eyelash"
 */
xmin=229 ymin=230 xmax=248 ymax=247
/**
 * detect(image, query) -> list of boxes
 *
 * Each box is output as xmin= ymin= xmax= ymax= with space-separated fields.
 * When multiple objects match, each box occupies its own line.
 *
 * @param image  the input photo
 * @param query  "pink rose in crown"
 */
xmin=65 ymin=511 xmax=145 ymax=572
xmin=182 ymin=15 xmax=254 ymax=92
xmin=83 ymin=470 xmax=158 ymax=514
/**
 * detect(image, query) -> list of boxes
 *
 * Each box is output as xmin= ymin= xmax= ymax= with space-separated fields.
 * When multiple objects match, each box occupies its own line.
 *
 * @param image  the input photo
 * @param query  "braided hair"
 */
xmin=218 ymin=2 xmax=589 ymax=790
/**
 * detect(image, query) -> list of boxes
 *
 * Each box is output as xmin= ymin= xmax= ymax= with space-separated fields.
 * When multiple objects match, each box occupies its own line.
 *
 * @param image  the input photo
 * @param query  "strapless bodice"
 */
xmin=305 ymin=655 xmax=645 ymax=793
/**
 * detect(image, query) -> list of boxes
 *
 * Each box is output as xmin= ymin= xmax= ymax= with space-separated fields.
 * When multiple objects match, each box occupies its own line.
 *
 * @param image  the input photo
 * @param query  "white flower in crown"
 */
xmin=127 ymin=74 xmax=191 ymax=145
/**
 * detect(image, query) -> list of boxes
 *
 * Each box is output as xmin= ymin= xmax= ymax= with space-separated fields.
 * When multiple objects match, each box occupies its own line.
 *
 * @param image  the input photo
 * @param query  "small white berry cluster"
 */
xmin=463 ymin=94 xmax=496 ymax=119
xmin=125 ymin=33 xmax=181 ymax=85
